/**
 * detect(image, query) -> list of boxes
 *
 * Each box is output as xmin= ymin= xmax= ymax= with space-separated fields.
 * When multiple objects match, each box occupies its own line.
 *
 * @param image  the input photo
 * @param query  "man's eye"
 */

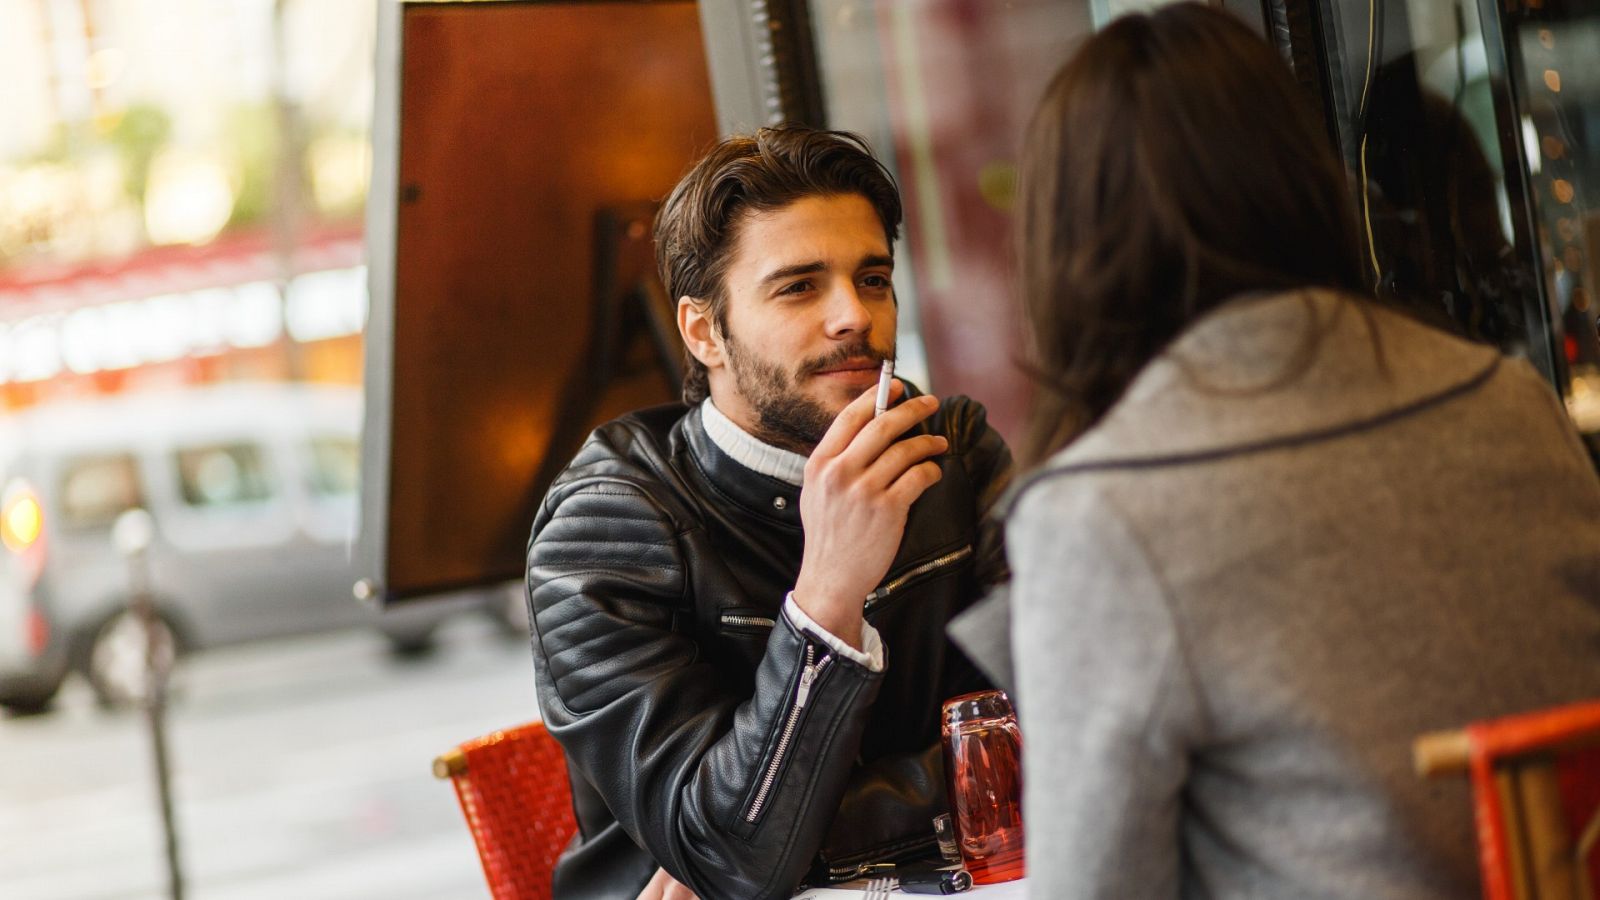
xmin=861 ymin=274 xmax=892 ymax=289
xmin=779 ymin=280 xmax=813 ymax=295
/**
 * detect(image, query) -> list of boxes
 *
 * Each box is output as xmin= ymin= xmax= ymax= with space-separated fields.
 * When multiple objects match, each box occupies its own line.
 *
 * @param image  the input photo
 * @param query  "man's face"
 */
xmin=703 ymin=193 xmax=898 ymax=454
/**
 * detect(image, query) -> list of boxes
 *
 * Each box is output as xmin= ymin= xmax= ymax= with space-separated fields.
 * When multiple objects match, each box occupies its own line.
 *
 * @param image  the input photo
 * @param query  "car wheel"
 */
xmin=0 ymin=682 xmax=60 ymax=716
xmin=485 ymin=585 xmax=529 ymax=638
xmin=84 ymin=609 xmax=181 ymax=711
xmin=382 ymin=625 xmax=438 ymax=659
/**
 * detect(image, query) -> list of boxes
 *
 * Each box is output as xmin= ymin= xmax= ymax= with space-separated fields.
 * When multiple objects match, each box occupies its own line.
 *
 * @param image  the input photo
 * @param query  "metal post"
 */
xmin=113 ymin=509 xmax=184 ymax=900
xmin=270 ymin=0 xmax=309 ymax=381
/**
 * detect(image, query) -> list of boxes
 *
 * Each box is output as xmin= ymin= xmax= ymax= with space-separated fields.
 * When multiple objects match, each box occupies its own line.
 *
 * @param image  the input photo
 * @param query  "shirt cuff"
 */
xmin=783 ymin=592 xmax=885 ymax=672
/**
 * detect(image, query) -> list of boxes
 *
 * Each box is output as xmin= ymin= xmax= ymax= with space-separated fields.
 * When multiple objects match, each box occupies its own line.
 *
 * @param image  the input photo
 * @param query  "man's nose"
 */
xmin=823 ymin=284 xmax=873 ymax=338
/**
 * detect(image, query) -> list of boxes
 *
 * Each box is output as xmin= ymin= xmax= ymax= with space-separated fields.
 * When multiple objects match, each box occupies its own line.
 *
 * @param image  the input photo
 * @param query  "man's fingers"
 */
xmin=863 ymin=434 xmax=948 ymax=489
xmin=665 ymin=883 xmax=700 ymax=900
xmin=635 ymin=868 xmax=669 ymax=900
xmin=833 ymin=392 xmax=940 ymax=470
xmin=811 ymin=378 xmax=904 ymax=461
xmin=635 ymin=868 xmax=699 ymax=900
xmin=885 ymin=459 xmax=944 ymax=507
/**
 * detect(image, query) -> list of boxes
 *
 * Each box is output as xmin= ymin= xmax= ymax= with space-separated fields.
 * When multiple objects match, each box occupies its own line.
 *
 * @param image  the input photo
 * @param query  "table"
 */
xmin=793 ymin=877 xmax=1027 ymax=898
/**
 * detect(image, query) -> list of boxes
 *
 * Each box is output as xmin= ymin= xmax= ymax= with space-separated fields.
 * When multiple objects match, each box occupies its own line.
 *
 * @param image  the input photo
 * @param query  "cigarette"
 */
xmin=873 ymin=359 xmax=896 ymax=417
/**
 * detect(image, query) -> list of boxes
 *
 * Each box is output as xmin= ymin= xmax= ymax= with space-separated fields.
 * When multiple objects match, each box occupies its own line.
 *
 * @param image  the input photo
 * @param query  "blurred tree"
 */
xmin=105 ymin=104 xmax=172 ymax=204
xmin=226 ymin=103 xmax=279 ymax=230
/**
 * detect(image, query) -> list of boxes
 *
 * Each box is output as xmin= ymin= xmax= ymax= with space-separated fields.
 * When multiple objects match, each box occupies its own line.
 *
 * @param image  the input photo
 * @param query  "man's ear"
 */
xmin=678 ymin=296 xmax=725 ymax=370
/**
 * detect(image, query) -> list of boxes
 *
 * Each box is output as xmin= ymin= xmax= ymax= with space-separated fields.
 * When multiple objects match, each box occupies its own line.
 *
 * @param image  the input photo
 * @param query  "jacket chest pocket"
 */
xmin=863 ymin=544 xmax=973 ymax=619
xmin=719 ymin=611 xmax=777 ymax=634
xmin=716 ymin=609 xmax=778 ymax=668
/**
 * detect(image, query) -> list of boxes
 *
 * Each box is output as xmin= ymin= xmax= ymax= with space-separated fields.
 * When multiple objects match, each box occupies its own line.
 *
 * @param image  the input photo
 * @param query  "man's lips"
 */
xmin=812 ymin=359 xmax=882 ymax=376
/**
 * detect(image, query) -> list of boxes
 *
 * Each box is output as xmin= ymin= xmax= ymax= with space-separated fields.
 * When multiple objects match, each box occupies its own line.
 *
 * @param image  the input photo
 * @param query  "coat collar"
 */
xmin=1051 ymin=290 xmax=1502 ymax=471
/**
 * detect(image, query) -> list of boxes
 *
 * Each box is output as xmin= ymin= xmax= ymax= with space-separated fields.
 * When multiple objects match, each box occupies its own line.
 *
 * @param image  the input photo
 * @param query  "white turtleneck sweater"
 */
xmin=701 ymin=398 xmax=884 ymax=671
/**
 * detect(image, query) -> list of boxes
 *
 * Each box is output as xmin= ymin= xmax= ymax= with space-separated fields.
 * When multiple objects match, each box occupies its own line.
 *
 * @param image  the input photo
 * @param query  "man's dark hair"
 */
xmin=1017 ymin=2 xmax=1366 ymax=464
xmin=654 ymin=126 xmax=903 ymax=404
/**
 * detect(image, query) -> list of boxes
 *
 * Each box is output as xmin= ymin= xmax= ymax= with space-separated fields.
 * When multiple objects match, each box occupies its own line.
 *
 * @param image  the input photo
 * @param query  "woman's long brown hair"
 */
xmin=1018 ymin=3 xmax=1366 ymax=465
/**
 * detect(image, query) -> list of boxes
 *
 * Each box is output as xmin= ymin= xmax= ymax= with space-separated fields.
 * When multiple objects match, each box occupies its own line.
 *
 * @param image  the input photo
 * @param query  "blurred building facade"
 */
xmin=0 ymin=0 xmax=375 ymax=411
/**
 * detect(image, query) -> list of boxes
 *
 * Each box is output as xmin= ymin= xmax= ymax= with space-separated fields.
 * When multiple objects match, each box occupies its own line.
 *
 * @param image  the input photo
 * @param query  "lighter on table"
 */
xmin=897 ymin=868 xmax=973 ymax=894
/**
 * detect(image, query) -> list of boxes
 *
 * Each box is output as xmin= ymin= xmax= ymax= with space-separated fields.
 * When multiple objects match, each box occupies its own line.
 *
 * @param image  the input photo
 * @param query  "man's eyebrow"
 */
xmin=758 ymin=261 xmax=826 ymax=288
xmin=758 ymin=254 xmax=895 ymax=289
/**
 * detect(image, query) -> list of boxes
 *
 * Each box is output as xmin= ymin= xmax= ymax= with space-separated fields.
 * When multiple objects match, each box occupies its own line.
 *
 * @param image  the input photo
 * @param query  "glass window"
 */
xmin=808 ymin=0 xmax=1103 ymax=440
xmin=1314 ymin=0 xmax=1600 ymax=456
xmin=1321 ymin=0 xmax=1539 ymax=351
xmin=306 ymin=436 xmax=359 ymax=498
xmin=1496 ymin=5 xmax=1600 ymax=448
xmin=58 ymin=454 xmax=143 ymax=529
xmin=175 ymin=443 xmax=274 ymax=508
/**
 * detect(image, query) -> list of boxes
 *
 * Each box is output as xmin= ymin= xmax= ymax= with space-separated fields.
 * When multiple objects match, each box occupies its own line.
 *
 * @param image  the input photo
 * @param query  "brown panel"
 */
xmin=388 ymin=1 xmax=717 ymax=598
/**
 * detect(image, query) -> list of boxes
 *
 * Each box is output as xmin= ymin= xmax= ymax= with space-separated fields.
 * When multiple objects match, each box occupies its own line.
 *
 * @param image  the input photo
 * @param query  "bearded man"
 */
xmin=525 ymin=126 xmax=1012 ymax=900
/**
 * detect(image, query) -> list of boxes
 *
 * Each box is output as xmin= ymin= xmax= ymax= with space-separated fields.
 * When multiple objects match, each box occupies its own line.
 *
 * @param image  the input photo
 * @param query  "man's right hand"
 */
xmin=793 ymin=380 xmax=947 ymax=650
xmin=636 ymin=866 xmax=700 ymax=900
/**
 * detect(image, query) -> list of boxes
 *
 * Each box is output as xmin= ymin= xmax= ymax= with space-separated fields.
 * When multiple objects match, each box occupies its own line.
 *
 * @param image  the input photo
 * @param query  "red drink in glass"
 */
xmin=941 ymin=690 xmax=1025 ymax=884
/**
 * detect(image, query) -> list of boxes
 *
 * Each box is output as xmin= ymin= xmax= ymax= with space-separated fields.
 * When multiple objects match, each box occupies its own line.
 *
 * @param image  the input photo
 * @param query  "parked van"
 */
xmin=0 ymin=383 xmax=505 ymax=714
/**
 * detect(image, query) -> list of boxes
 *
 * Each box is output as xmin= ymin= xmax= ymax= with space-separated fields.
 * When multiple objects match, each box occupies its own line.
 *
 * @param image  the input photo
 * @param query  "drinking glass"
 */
xmin=940 ymin=689 xmax=1025 ymax=884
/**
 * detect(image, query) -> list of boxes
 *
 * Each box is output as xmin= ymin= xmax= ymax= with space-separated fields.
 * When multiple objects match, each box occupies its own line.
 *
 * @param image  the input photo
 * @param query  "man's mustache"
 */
xmin=796 ymin=342 xmax=894 ymax=379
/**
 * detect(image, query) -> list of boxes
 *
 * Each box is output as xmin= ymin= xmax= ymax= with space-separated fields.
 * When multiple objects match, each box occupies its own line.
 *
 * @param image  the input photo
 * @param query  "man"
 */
xmin=526 ymin=126 xmax=1011 ymax=900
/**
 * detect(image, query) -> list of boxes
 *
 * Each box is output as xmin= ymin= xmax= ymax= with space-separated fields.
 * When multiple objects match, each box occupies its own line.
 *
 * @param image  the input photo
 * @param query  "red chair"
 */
xmin=434 ymin=721 xmax=578 ymax=900
xmin=1415 ymin=699 xmax=1600 ymax=900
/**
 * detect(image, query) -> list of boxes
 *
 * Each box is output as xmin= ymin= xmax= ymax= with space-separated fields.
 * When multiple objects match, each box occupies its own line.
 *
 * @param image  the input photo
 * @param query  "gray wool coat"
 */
xmin=953 ymin=289 xmax=1600 ymax=899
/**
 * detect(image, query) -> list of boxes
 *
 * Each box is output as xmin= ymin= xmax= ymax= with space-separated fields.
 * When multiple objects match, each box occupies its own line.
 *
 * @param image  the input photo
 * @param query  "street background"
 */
xmin=1 ymin=616 xmax=537 ymax=899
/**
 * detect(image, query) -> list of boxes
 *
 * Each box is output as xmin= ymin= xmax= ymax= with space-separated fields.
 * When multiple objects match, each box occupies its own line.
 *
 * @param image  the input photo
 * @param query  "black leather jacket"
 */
xmin=526 ymin=394 xmax=1011 ymax=900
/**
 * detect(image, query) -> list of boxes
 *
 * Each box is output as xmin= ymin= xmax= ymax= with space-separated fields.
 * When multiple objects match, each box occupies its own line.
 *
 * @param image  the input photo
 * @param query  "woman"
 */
xmin=1003 ymin=5 xmax=1600 ymax=898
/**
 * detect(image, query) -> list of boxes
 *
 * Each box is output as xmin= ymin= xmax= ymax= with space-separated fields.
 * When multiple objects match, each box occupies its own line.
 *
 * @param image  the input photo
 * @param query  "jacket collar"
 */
xmin=699 ymin=398 xmax=807 ymax=486
xmin=678 ymin=382 xmax=936 ymax=526
xmin=1052 ymin=289 xmax=1502 ymax=471
xmin=680 ymin=404 xmax=804 ymax=527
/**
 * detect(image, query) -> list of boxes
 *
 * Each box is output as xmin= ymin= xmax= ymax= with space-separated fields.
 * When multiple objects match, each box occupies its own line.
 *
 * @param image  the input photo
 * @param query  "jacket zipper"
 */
xmin=863 ymin=545 xmax=973 ymax=613
xmin=745 ymin=643 xmax=833 ymax=823
xmin=723 ymin=545 xmax=974 ymax=628
xmin=720 ymin=613 xmax=777 ymax=629
xmin=826 ymin=837 xmax=940 ymax=881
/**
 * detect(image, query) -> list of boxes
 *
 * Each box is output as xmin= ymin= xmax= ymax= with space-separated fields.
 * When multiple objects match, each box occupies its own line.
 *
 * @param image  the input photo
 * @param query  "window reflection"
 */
xmin=175 ymin=443 xmax=274 ymax=507
xmin=1317 ymin=1 xmax=1535 ymax=351
xmin=810 ymin=0 xmax=1599 ymax=454
xmin=809 ymin=0 xmax=1099 ymax=440
xmin=1363 ymin=40 xmax=1534 ymax=352
xmin=1319 ymin=0 xmax=1600 ymax=453
xmin=307 ymin=436 xmax=359 ymax=498
xmin=1501 ymin=8 xmax=1600 ymax=444
xmin=58 ymin=453 xmax=143 ymax=529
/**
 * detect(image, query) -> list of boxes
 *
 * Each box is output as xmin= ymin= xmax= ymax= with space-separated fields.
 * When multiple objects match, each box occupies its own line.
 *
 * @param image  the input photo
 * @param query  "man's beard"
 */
xmin=723 ymin=334 xmax=893 ymax=456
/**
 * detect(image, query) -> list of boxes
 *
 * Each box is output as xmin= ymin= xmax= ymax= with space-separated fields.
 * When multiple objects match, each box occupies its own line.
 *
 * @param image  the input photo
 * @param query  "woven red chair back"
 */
xmin=1467 ymin=700 xmax=1600 ymax=900
xmin=446 ymin=721 xmax=577 ymax=900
